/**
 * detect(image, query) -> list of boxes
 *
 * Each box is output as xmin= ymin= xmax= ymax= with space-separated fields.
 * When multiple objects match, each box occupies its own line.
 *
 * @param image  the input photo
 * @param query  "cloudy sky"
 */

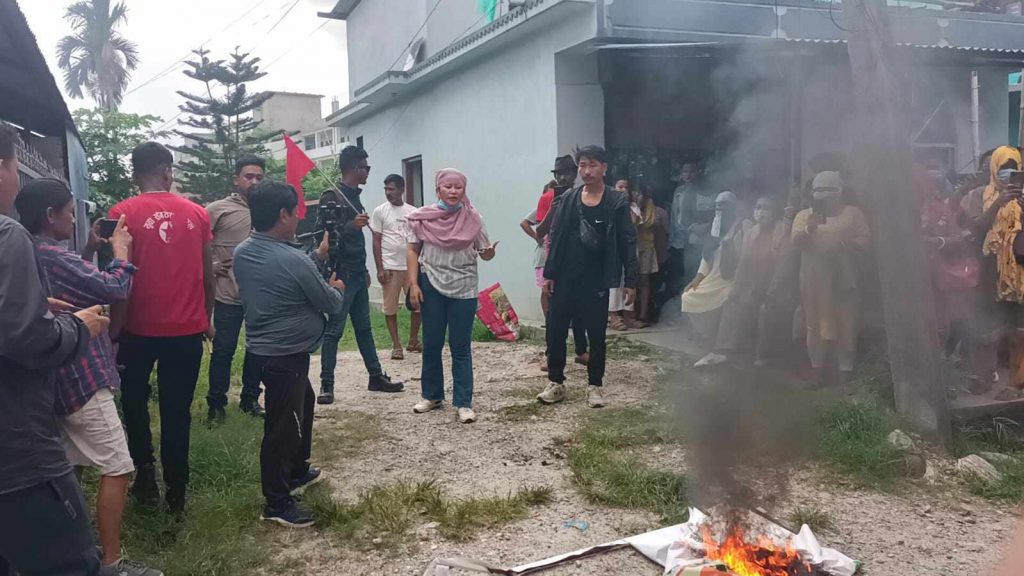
xmin=18 ymin=0 xmax=349 ymax=129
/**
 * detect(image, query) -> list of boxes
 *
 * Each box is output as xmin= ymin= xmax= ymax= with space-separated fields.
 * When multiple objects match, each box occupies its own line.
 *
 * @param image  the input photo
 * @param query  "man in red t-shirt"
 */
xmin=109 ymin=142 xmax=214 ymax=514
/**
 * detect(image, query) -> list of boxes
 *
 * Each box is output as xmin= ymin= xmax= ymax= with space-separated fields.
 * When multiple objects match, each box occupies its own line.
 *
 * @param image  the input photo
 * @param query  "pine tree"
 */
xmin=170 ymin=47 xmax=274 ymax=204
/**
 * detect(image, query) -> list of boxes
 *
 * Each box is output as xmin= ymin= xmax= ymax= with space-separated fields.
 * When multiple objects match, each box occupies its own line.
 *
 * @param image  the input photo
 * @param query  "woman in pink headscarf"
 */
xmin=407 ymin=168 xmax=498 ymax=424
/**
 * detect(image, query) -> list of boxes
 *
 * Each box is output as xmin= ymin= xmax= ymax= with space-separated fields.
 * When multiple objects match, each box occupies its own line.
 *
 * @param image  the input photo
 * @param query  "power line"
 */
xmin=386 ymin=0 xmax=445 ymax=73
xmin=125 ymin=0 xmax=276 ymax=96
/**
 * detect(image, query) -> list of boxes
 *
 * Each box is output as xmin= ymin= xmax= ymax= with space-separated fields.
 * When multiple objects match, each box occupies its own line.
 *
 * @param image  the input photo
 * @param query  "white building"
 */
xmin=259 ymin=91 xmax=350 ymax=170
xmin=320 ymin=0 xmax=1024 ymax=321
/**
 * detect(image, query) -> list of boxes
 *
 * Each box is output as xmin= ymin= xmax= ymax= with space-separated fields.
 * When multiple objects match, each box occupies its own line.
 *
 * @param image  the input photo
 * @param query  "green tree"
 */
xmin=57 ymin=0 xmax=139 ymax=110
xmin=170 ymin=48 xmax=274 ymax=204
xmin=265 ymin=155 xmax=341 ymax=200
xmin=72 ymin=107 xmax=167 ymax=211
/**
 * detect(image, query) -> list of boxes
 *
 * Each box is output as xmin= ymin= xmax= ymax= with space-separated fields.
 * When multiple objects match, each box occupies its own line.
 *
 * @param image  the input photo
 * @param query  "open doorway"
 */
xmin=403 ymin=155 xmax=424 ymax=207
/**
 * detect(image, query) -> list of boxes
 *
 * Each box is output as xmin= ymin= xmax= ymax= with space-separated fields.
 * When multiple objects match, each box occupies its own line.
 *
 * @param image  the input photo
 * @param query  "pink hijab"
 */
xmin=407 ymin=168 xmax=483 ymax=249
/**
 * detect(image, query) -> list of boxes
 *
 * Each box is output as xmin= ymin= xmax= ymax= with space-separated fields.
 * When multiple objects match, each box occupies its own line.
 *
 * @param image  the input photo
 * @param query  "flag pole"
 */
xmin=307 ymin=163 xmax=364 ymax=215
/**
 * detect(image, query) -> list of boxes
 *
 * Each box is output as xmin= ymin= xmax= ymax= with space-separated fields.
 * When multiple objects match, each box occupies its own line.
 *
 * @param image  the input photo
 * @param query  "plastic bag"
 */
xmin=476 ymin=283 xmax=519 ymax=342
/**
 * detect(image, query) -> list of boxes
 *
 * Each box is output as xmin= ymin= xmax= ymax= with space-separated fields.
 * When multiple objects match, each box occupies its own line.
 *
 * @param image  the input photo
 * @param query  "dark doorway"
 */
xmin=403 ymin=155 xmax=424 ymax=207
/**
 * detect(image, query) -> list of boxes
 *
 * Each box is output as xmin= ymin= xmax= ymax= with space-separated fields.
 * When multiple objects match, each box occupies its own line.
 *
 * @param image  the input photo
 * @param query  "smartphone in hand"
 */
xmin=97 ymin=218 xmax=119 ymax=239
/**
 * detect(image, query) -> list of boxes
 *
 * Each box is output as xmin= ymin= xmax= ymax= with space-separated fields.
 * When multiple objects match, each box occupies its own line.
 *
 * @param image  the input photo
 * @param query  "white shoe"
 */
xmin=694 ymin=352 xmax=728 ymax=367
xmin=536 ymin=382 xmax=566 ymax=404
xmin=588 ymin=386 xmax=606 ymax=408
xmin=457 ymin=407 xmax=477 ymax=423
xmin=413 ymin=399 xmax=443 ymax=413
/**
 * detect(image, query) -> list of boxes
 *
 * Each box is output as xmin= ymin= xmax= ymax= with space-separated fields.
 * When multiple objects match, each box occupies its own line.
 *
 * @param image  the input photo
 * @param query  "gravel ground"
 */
xmin=269 ymin=340 xmax=1021 ymax=575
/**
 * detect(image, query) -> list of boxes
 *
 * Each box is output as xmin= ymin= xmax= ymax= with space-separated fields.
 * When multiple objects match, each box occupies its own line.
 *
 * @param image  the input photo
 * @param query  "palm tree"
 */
xmin=56 ymin=0 xmax=139 ymax=110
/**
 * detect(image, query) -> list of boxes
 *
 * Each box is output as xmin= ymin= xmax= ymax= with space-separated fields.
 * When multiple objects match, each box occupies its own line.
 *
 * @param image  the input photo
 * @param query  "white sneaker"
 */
xmin=457 ymin=407 xmax=477 ymax=423
xmin=536 ymin=382 xmax=566 ymax=404
xmin=413 ymin=399 xmax=443 ymax=413
xmin=587 ymin=386 xmax=606 ymax=408
xmin=694 ymin=352 xmax=728 ymax=367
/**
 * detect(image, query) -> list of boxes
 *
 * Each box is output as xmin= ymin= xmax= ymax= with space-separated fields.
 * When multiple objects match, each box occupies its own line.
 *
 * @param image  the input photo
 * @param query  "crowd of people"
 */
xmin=5 ymin=104 xmax=1024 ymax=574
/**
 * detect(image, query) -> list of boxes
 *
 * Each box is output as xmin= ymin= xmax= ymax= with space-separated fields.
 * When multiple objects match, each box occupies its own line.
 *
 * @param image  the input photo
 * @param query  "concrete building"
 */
xmin=320 ymin=0 xmax=1024 ymax=321
xmin=261 ymin=92 xmax=350 ymax=169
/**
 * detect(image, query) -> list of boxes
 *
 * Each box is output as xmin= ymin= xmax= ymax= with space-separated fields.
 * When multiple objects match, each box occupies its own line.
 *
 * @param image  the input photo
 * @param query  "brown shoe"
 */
xmin=575 ymin=353 xmax=590 ymax=366
xmin=609 ymin=315 xmax=627 ymax=331
xmin=406 ymin=342 xmax=422 ymax=353
xmin=391 ymin=348 xmax=405 ymax=360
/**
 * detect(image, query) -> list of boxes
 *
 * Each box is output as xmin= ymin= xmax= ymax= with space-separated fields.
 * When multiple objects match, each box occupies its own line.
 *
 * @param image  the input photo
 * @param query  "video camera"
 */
xmin=317 ymin=200 xmax=346 ymax=280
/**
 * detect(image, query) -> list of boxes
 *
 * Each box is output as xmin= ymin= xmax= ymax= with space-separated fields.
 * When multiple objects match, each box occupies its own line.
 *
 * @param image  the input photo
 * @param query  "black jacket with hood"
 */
xmin=543 ymin=186 xmax=639 ymax=290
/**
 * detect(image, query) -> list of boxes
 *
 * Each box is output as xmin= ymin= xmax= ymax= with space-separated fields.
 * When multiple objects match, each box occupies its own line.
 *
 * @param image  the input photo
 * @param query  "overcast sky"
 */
xmin=18 ymin=0 xmax=349 ymax=129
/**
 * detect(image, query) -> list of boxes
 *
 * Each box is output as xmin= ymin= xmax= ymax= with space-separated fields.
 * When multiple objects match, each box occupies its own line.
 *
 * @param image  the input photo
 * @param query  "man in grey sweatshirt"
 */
xmin=233 ymin=181 xmax=345 ymax=529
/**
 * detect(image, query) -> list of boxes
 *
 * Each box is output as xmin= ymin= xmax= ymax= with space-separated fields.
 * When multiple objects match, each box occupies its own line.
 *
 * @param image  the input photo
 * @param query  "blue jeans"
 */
xmin=420 ymin=274 xmax=477 ymax=408
xmin=208 ymin=301 xmax=262 ymax=408
xmin=320 ymin=270 xmax=382 ymax=385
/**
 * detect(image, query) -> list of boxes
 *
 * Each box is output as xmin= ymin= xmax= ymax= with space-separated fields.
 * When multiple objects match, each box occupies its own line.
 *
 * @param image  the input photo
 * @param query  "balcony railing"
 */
xmin=14 ymin=138 xmax=65 ymax=182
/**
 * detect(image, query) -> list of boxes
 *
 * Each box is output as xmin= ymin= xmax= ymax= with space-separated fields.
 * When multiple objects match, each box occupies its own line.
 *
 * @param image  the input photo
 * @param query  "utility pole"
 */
xmin=844 ymin=0 xmax=950 ymax=439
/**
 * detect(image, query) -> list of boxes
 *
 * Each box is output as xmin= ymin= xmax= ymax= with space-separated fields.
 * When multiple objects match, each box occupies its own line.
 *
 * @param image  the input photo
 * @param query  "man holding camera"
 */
xmin=315 ymin=146 xmax=403 ymax=404
xmin=235 ymin=181 xmax=345 ymax=528
xmin=205 ymin=155 xmax=267 ymax=423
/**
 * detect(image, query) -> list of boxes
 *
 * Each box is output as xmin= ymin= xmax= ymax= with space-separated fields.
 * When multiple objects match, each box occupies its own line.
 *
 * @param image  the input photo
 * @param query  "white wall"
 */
xmin=343 ymin=7 xmax=598 ymax=320
xmin=255 ymin=93 xmax=324 ymax=134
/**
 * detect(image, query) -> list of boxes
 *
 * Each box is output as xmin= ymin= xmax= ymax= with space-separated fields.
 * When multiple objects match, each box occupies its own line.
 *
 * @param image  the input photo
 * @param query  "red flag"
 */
xmin=284 ymin=136 xmax=316 ymax=219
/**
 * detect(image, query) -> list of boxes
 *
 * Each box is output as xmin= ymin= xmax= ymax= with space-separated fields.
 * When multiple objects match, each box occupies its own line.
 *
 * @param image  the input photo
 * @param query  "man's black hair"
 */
xmin=131 ymin=141 xmax=173 ymax=177
xmin=0 ymin=123 xmax=17 ymax=161
xmin=575 ymin=145 xmax=607 ymax=165
xmin=249 ymin=181 xmax=298 ymax=232
xmin=14 ymin=178 xmax=73 ymax=235
xmin=338 ymin=145 xmax=368 ymax=173
xmin=235 ymin=154 xmax=266 ymax=175
xmin=384 ymin=174 xmax=405 ymax=188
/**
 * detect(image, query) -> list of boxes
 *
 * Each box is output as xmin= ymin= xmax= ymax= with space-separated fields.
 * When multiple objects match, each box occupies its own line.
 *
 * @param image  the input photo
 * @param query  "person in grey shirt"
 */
xmin=233 ymin=181 xmax=345 ymax=529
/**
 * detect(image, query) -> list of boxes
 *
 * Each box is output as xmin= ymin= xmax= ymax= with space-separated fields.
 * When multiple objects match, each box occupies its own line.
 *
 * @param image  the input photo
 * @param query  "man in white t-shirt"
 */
xmin=370 ymin=174 xmax=421 ymax=360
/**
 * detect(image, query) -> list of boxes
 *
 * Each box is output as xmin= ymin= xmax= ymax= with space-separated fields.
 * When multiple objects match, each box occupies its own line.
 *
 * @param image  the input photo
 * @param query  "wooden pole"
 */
xmin=844 ymin=0 xmax=950 ymax=439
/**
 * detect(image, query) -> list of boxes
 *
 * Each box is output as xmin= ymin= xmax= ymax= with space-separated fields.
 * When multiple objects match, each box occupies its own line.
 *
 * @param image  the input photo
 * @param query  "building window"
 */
xmin=318 ymin=129 xmax=334 ymax=148
xmin=403 ymin=155 xmax=424 ymax=207
xmin=304 ymin=134 xmax=316 ymax=151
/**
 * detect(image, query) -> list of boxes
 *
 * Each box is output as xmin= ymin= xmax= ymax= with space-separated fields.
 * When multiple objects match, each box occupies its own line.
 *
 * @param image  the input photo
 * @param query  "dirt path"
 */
xmin=274 ymin=340 xmax=1020 ymax=575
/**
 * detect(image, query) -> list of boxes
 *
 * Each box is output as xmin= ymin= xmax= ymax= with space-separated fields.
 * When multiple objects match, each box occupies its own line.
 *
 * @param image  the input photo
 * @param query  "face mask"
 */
xmin=753 ymin=209 xmax=768 ymax=224
xmin=998 ymin=169 xmax=1014 ymax=185
xmin=437 ymin=199 xmax=463 ymax=211
xmin=711 ymin=211 xmax=723 ymax=238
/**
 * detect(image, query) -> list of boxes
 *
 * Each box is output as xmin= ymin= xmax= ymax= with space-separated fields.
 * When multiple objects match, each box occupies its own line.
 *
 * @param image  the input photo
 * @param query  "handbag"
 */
xmin=577 ymin=199 xmax=604 ymax=253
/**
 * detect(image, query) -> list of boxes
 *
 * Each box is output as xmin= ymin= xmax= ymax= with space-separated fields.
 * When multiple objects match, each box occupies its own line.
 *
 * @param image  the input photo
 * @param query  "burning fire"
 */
xmin=701 ymin=525 xmax=814 ymax=576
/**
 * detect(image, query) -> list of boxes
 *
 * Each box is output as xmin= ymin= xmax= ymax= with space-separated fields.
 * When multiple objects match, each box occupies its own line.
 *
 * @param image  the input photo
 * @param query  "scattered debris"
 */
xmin=887 ymin=429 xmax=916 ymax=452
xmin=562 ymin=520 xmax=589 ymax=531
xmin=956 ymin=455 xmax=1003 ymax=484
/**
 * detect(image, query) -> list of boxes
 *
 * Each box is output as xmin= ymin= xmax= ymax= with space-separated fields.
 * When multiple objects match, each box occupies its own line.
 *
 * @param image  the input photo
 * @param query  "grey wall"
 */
xmin=255 ymin=93 xmax=324 ymax=133
xmin=343 ymin=6 xmax=598 ymax=321
xmin=345 ymin=0 xmax=427 ymax=98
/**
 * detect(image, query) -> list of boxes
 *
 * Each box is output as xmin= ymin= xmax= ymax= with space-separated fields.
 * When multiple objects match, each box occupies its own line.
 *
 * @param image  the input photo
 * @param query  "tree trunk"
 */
xmin=844 ymin=0 xmax=950 ymax=440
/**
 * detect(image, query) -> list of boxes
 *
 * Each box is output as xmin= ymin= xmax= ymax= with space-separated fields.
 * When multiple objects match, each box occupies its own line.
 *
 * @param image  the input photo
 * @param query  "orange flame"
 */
xmin=701 ymin=525 xmax=812 ymax=576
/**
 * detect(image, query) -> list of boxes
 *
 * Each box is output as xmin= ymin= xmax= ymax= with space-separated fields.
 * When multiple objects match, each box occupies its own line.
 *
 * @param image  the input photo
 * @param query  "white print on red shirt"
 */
xmin=142 ymin=210 xmax=196 ymax=244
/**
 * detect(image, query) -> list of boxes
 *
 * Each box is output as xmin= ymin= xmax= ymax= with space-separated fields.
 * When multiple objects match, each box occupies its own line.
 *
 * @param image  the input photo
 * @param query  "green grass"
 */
xmin=334 ymin=308 xmax=496 ymax=352
xmin=566 ymin=407 xmax=688 ymax=522
xmin=788 ymin=506 xmax=835 ymax=534
xmin=814 ymin=400 xmax=904 ymax=489
xmin=954 ymin=417 xmax=1024 ymax=503
xmin=304 ymin=480 xmax=552 ymax=546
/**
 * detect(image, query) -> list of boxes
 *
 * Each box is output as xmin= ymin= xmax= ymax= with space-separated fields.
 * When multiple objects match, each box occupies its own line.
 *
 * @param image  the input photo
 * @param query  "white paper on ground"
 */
xmin=421 ymin=507 xmax=857 ymax=576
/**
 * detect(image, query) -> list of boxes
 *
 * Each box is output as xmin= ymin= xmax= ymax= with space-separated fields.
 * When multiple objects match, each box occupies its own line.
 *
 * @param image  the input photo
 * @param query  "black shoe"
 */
xmin=317 ymin=384 xmax=335 ymax=405
xmin=289 ymin=467 xmax=324 ymax=495
xmin=239 ymin=399 xmax=265 ymax=418
xmin=131 ymin=464 xmax=159 ymax=505
xmin=207 ymin=406 xmax=226 ymax=425
xmin=368 ymin=373 xmax=404 ymax=393
xmin=260 ymin=501 xmax=314 ymax=528
xmin=166 ymin=489 xmax=186 ymax=516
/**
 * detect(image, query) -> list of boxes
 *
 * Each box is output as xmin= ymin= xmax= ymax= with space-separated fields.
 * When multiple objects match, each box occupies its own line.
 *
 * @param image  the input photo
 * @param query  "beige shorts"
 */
xmin=381 ymin=269 xmax=410 ymax=316
xmin=60 ymin=388 xmax=135 ymax=477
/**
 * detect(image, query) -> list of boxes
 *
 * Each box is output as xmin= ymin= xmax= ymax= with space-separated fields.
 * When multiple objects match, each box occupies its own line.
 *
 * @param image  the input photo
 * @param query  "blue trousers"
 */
xmin=320 ymin=271 xmax=382 ymax=385
xmin=208 ymin=301 xmax=262 ymax=409
xmin=419 ymin=274 xmax=477 ymax=408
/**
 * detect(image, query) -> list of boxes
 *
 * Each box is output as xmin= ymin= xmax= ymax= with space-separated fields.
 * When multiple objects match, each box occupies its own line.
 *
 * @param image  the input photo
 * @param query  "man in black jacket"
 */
xmin=0 ymin=124 xmax=109 ymax=575
xmin=539 ymin=145 xmax=638 ymax=408
xmin=314 ymin=145 xmax=403 ymax=404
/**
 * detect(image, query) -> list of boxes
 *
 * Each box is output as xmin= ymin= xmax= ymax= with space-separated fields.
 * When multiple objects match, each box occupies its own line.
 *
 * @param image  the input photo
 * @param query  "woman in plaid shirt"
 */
xmin=15 ymin=179 xmax=161 ymax=576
